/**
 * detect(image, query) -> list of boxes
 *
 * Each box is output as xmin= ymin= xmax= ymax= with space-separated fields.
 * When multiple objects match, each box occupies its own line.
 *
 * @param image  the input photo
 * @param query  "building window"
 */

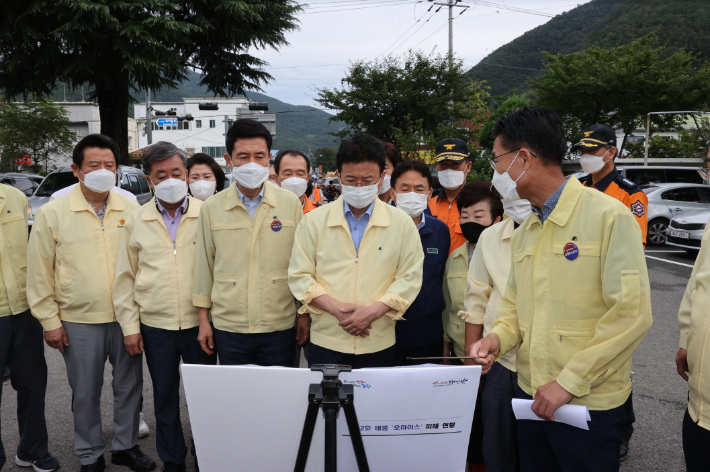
xmin=209 ymin=120 xmax=216 ymax=128
xmin=202 ymin=146 xmax=226 ymax=158
xmin=196 ymin=120 xmax=202 ymax=129
xmin=179 ymin=121 xmax=190 ymax=130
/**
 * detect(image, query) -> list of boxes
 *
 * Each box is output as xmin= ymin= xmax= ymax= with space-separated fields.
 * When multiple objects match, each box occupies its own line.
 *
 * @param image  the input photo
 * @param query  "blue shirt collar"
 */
xmin=156 ymin=195 xmax=188 ymax=216
xmin=236 ymin=184 xmax=265 ymax=202
xmin=343 ymin=200 xmax=375 ymax=219
xmin=531 ymin=179 xmax=569 ymax=224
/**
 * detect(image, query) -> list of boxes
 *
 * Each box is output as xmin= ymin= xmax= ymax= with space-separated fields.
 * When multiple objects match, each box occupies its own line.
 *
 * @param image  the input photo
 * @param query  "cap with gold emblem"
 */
xmin=571 ymin=124 xmax=617 ymax=152
xmin=435 ymin=138 xmax=470 ymax=163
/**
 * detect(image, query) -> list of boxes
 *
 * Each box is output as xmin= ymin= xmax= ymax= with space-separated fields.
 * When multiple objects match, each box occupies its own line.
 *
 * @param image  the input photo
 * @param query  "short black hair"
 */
xmin=225 ymin=118 xmax=273 ymax=156
xmin=274 ymin=150 xmax=310 ymax=174
xmin=390 ymin=159 xmax=432 ymax=189
xmin=380 ymin=141 xmax=402 ymax=169
xmin=73 ymin=134 xmax=120 ymax=167
xmin=493 ymin=106 xmax=568 ymax=166
xmin=457 ymin=181 xmax=504 ymax=220
xmin=336 ymin=134 xmax=386 ymax=174
xmin=187 ymin=153 xmax=226 ymax=192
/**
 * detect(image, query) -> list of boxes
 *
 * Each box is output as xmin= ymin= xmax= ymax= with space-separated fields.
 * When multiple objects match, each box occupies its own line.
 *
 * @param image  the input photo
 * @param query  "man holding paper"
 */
xmin=469 ymin=107 xmax=652 ymax=471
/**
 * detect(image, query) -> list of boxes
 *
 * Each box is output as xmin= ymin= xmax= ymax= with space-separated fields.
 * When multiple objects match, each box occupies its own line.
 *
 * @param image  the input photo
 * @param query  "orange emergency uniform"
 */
xmin=428 ymin=187 xmax=466 ymax=255
xmin=309 ymin=187 xmax=323 ymax=203
xmin=303 ymin=197 xmax=317 ymax=214
xmin=582 ymin=168 xmax=648 ymax=244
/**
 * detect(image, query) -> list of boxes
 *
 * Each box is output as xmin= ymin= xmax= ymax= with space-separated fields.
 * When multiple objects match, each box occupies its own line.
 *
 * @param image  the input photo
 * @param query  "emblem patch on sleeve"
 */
xmin=631 ymin=200 xmax=646 ymax=217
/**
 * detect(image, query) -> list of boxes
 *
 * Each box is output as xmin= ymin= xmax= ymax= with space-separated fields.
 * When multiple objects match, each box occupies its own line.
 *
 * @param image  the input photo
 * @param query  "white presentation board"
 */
xmin=181 ymin=364 xmax=480 ymax=472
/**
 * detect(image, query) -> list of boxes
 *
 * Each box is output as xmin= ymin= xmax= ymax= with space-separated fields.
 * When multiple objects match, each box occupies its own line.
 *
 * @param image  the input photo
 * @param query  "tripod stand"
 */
xmin=293 ymin=364 xmax=370 ymax=472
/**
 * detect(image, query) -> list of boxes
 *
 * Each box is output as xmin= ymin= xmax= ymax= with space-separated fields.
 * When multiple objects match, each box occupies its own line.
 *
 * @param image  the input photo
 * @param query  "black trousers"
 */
xmin=0 ymin=310 xmax=49 ymax=468
xmin=515 ymin=386 xmax=625 ymax=472
xmin=142 ymin=324 xmax=216 ymax=464
xmin=683 ymin=408 xmax=710 ymax=472
xmin=308 ymin=343 xmax=395 ymax=369
xmin=394 ymin=338 xmax=444 ymax=366
xmin=213 ymin=326 xmax=296 ymax=367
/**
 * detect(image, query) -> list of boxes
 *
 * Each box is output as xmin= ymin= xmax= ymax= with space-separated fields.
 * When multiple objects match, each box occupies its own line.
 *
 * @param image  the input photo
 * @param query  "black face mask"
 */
xmin=460 ymin=221 xmax=491 ymax=245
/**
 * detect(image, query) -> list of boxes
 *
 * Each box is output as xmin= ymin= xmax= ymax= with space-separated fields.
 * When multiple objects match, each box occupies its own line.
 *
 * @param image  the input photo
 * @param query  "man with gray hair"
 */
xmin=114 ymin=141 xmax=215 ymax=472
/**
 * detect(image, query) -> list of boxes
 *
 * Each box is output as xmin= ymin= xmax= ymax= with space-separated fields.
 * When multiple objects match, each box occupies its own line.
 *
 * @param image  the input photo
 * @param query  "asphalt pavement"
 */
xmin=0 ymin=248 xmax=699 ymax=472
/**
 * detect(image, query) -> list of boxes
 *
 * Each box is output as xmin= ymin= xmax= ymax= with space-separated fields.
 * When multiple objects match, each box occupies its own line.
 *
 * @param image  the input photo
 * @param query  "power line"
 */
xmin=377 ymin=3 xmax=435 ymax=57
xmin=301 ymin=0 xmax=422 ymax=15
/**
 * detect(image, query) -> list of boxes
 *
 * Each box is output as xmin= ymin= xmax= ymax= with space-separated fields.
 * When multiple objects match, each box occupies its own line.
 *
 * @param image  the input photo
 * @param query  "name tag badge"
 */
xmin=563 ymin=242 xmax=578 ymax=260
xmin=271 ymin=218 xmax=282 ymax=232
xmin=427 ymin=248 xmax=438 ymax=254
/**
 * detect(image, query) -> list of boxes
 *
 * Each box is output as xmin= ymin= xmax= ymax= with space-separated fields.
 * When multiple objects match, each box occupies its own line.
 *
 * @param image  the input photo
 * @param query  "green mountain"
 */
xmin=50 ymin=72 xmax=343 ymax=152
xmin=467 ymin=0 xmax=710 ymax=97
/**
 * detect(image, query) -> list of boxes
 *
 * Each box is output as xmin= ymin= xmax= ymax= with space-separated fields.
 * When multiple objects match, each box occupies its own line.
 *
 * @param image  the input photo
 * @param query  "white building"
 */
xmin=133 ymin=97 xmax=276 ymax=168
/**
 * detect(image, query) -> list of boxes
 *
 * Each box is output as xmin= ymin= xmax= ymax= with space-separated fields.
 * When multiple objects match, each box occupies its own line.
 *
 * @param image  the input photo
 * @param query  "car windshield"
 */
xmin=34 ymin=172 xmax=79 ymax=197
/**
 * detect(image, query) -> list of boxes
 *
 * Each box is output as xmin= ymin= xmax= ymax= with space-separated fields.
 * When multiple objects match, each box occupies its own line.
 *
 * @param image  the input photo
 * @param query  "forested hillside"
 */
xmin=467 ymin=0 xmax=710 ymax=97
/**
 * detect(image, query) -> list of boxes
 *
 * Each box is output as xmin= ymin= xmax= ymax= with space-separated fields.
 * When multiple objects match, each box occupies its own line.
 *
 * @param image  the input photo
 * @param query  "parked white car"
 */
xmin=642 ymin=183 xmax=710 ymax=245
xmin=666 ymin=209 xmax=710 ymax=253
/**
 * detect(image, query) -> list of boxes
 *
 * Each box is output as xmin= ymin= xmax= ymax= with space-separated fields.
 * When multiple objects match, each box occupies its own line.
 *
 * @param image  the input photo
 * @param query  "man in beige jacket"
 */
xmin=28 ymin=135 xmax=155 ymax=472
xmin=676 ymin=223 xmax=710 ymax=471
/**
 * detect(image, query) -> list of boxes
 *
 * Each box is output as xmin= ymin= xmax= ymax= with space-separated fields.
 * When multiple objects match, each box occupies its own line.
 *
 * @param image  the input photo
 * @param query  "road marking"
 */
xmin=645 ymin=255 xmax=694 ymax=268
xmin=646 ymin=250 xmax=686 ymax=253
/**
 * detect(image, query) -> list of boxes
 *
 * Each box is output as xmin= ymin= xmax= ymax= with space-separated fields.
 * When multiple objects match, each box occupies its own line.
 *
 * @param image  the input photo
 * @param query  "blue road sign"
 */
xmin=157 ymin=118 xmax=178 ymax=127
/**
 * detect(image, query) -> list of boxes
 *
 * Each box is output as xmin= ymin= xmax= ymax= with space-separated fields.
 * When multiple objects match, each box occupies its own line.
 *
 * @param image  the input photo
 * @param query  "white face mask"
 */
xmin=189 ymin=180 xmax=217 ymax=201
xmin=340 ymin=178 xmax=381 ymax=209
xmin=231 ymin=162 xmax=269 ymax=189
xmin=491 ymin=152 xmax=525 ymax=201
xmin=152 ymin=178 xmax=187 ymax=204
xmin=379 ymin=174 xmax=392 ymax=195
xmin=579 ymin=149 xmax=610 ymax=174
xmin=395 ymin=192 xmax=429 ymax=219
xmin=80 ymin=168 xmax=116 ymax=193
xmin=503 ymin=199 xmax=532 ymax=225
xmin=437 ymin=169 xmax=466 ymax=189
xmin=280 ymin=177 xmax=308 ymax=197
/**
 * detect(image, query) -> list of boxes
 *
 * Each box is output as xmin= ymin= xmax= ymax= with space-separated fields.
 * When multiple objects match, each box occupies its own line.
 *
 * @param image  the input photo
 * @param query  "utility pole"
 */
xmin=430 ymin=0 xmax=469 ymax=62
xmin=146 ymin=90 xmax=153 ymax=145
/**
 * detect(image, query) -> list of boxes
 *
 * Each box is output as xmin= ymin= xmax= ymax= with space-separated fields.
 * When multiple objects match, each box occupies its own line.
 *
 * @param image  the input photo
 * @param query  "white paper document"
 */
xmin=182 ymin=364 xmax=481 ymax=472
xmin=511 ymin=399 xmax=591 ymax=430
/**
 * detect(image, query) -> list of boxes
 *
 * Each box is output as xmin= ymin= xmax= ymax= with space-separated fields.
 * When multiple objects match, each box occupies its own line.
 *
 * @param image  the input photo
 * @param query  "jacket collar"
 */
xmin=142 ymin=196 xmax=200 ymax=222
xmin=225 ymin=182 xmax=275 ymax=212
xmin=69 ymin=183 xmax=125 ymax=214
xmin=500 ymin=216 xmax=515 ymax=241
xmin=327 ymin=196 xmax=390 ymax=230
xmin=582 ymin=167 xmax=618 ymax=192
xmin=545 ymin=177 xmax=583 ymax=228
xmin=433 ymin=186 xmax=463 ymax=203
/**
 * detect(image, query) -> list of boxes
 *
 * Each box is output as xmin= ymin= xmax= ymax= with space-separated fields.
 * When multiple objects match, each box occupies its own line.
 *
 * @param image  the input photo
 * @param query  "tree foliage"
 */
xmin=531 ymin=35 xmax=710 ymax=154
xmin=0 ymin=0 xmax=302 ymax=164
xmin=315 ymin=51 xmax=490 ymax=157
xmin=0 ymin=101 xmax=75 ymax=174
xmin=467 ymin=0 xmax=710 ymax=97
xmin=477 ymin=95 xmax=530 ymax=150
xmin=312 ymin=146 xmax=338 ymax=173
xmin=624 ymin=116 xmax=710 ymax=159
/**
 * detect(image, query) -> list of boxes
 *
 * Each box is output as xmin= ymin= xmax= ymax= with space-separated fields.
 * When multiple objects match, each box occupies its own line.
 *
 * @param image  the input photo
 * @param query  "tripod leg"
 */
xmin=341 ymin=386 xmax=370 ymax=472
xmin=294 ymin=398 xmax=321 ymax=472
xmin=324 ymin=407 xmax=338 ymax=472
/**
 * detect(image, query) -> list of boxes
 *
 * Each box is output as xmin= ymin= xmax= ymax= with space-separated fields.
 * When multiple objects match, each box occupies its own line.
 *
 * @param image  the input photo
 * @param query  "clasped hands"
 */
xmin=313 ymin=294 xmax=389 ymax=337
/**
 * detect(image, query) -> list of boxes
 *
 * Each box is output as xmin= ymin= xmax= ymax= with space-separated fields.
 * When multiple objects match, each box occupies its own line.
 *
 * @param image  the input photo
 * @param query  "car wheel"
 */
xmin=647 ymin=218 xmax=669 ymax=246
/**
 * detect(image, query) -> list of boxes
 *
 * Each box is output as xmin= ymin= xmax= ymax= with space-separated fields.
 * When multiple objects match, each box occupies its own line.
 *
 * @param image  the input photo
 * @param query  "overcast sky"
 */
xmin=252 ymin=0 xmax=592 ymax=109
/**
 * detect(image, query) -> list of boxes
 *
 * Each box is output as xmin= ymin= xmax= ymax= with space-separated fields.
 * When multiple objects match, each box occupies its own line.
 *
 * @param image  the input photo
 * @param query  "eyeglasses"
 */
xmin=488 ymin=149 xmax=520 ymax=170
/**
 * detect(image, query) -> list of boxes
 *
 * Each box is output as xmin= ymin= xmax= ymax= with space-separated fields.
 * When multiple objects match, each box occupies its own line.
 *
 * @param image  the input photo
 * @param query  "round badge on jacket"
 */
xmin=271 ymin=219 xmax=282 ymax=232
xmin=563 ymin=242 xmax=578 ymax=260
